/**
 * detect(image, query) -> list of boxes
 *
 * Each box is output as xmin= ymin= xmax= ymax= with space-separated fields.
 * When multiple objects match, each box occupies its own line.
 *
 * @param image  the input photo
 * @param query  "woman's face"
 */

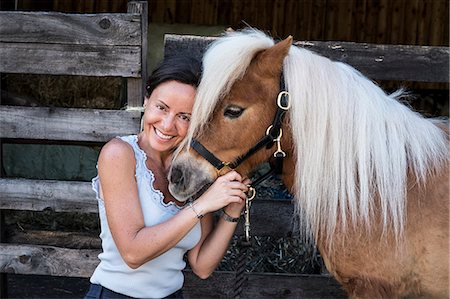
xmin=142 ymin=80 xmax=196 ymax=154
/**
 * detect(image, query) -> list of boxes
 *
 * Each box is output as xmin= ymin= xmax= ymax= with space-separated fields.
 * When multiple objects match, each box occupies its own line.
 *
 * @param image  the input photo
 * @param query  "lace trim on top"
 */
xmin=128 ymin=135 xmax=183 ymax=212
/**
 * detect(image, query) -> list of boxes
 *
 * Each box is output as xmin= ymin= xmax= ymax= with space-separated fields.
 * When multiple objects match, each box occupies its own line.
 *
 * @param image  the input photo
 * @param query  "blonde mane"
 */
xmin=183 ymin=29 xmax=449 ymax=244
xmin=285 ymin=44 xmax=448 ymax=243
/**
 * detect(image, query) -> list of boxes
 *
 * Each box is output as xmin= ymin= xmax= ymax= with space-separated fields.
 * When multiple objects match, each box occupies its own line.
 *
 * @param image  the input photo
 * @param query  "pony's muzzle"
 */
xmin=168 ymin=154 xmax=216 ymax=202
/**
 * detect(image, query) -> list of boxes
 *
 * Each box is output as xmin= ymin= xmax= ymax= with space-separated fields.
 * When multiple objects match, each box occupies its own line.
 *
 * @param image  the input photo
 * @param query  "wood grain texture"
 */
xmin=0 ymin=11 xmax=141 ymax=46
xmin=0 ymin=106 xmax=140 ymax=142
xmin=0 ymin=43 xmax=141 ymax=77
xmin=0 ymin=178 xmax=294 ymax=236
xmin=0 ymin=244 xmax=99 ymax=277
xmin=164 ymin=34 xmax=449 ymax=83
xmin=0 ymin=179 xmax=97 ymax=213
xmin=0 ymin=243 xmax=346 ymax=298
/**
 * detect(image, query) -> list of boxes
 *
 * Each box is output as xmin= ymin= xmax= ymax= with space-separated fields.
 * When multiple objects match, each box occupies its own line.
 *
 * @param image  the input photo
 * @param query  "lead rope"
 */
xmin=232 ymin=128 xmax=287 ymax=298
xmin=233 ymin=189 xmax=255 ymax=299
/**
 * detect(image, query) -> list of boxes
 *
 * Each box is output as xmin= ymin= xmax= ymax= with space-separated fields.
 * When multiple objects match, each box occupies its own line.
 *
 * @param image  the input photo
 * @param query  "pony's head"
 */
xmin=168 ymin=30 xmax=292 ymax=201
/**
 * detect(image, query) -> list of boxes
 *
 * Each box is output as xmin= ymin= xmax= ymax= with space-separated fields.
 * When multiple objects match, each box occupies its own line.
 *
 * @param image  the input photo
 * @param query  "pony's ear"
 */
xmin=256 ymin=35 xmax=293 ymax=77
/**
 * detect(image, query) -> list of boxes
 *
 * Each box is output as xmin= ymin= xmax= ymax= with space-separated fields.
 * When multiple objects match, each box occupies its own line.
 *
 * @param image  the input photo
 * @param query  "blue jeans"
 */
xmin=84 ymin=284 xmax=184 ymax=299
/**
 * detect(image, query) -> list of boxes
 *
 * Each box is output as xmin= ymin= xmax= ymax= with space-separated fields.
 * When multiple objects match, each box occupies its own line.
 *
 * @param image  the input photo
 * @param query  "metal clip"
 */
xmin=244 ymin=186 xmax=256 ymax=242
xmin=273 ymin=128 xmax=286 ymax=158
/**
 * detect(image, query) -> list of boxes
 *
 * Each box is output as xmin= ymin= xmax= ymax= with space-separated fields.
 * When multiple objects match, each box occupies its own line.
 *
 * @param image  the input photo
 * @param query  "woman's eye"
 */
xmin=155 ymin=104 xmax=166 ymax=111
xmin=179 ymin=114 xmax=191 ymax=122
xmin=224 ymin=106 xmax=244 ymax=118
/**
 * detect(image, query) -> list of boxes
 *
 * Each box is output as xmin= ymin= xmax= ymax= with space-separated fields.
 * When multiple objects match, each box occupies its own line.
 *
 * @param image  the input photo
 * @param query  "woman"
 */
xmin=85 ymin=56 xmax=249 ymax=299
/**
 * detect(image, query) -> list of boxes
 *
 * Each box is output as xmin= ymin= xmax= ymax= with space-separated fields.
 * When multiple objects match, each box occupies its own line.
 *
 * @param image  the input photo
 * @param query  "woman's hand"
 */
xmin=223 ymin=177 xmax=251 ymax=218
xmin=194 ymin=171 xmax=249 ymax=215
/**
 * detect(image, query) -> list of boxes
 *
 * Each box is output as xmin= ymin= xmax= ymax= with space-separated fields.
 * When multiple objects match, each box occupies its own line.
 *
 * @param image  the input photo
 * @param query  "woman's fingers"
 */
xmin=226 ymin=181 xmax=248 ymax=191
xmin=220 ymin=170 xmax=242 ymax=182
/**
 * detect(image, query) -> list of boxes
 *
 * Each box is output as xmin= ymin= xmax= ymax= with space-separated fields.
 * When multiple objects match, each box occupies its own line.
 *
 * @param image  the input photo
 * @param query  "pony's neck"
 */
xmin=279 ymin=122 xmax=296 ymax=192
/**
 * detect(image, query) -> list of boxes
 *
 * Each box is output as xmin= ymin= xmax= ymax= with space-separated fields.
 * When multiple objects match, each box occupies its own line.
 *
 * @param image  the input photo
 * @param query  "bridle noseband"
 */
xmin=190 ymin=78 xmax=290 ymax=176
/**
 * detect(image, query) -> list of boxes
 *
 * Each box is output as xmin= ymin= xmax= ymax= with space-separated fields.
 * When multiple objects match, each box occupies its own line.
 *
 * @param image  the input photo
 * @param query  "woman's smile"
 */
xmin=154 ymin=127 xmax=175 ymax=140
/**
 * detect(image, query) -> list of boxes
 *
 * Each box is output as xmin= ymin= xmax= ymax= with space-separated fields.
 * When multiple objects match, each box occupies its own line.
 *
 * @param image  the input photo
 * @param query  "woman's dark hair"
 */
xmin=145 ymin=55 xmax=202 ymax=97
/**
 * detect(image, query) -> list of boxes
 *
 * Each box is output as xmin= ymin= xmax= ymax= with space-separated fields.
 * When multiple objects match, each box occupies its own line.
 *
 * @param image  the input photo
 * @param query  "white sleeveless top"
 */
xmin=90 ymin=135 xmax=201 ymax=298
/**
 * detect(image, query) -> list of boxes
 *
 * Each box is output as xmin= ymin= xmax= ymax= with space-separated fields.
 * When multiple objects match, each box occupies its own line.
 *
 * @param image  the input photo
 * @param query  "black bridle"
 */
xmin=190 ymin=79 xmax=290 ymax=180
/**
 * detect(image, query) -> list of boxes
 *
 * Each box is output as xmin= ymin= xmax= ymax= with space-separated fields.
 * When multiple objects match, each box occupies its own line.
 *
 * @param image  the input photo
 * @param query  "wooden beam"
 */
xmin=126 ymin=1 xmax=148 ymax=108
xmin=1 ymin=178 xmax=296 ymax=236
xmin=0 ymin=244 xmax=98 ymax=277
xmin=0 ymin=10 xmax=144 ymax=77
xmin=0 ymin=106 xmax=140 ymax=142
xmin=8 ymin=230 xmax=101 ymax=249
xmin=0 ymin=243 xmax=346 ymax=298
xmin=164 ymin=34 xmax=449 ymax=83
xmin=0 ymin=12 xmax=141 ymax=46
xmin=0 ymin=43 xmax=141 ymax=77
xmin=183 ymin=270 xmax=346 ymax=298
xmin=0 ymin=179 xmax=97 ymax=213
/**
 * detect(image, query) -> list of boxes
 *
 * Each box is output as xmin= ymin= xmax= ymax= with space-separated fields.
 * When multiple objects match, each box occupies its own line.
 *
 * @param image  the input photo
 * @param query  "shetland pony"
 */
xmin=168 ymin=29 xmax=449 ymax=298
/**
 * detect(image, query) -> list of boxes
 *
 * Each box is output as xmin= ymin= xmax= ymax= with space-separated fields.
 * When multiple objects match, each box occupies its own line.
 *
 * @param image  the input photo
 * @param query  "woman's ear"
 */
xmin=143 ymin=97 xmax=149 ymax=110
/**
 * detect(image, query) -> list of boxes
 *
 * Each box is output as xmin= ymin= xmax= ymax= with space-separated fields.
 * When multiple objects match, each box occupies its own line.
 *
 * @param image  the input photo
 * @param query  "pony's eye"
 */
xmin=224 ymin=105 xmax=244 ymax=119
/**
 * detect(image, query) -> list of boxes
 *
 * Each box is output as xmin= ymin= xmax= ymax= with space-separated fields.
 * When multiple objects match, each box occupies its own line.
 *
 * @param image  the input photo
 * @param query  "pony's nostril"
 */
xmin=170 ymin=166 xmax=184 ymax=185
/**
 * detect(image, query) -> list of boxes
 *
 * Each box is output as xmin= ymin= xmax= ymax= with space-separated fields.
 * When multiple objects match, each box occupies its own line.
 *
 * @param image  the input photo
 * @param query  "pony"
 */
xmin=168 ymin=29 xmax=449 ymax=298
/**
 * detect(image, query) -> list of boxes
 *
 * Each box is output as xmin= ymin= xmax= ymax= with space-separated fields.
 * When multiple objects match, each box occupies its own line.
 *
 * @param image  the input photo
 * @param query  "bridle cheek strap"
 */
xmin=190 ymin=90 xmax=290 ymax=173
xmin=190 ymin=69 xmax=290 ymax=173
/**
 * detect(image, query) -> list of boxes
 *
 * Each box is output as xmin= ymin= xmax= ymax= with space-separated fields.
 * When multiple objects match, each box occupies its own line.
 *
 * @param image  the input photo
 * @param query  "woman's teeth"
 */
xmin=155 ymin=128 xmax=173 ymax=140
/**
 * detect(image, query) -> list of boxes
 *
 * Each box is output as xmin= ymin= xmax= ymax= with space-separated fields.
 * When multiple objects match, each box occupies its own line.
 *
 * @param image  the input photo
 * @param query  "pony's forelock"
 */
xmin=180 ymin=29 xmax=274 ymax=150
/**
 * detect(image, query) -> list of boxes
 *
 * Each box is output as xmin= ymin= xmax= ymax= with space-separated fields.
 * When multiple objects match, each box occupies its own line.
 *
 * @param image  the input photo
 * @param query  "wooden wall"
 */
xmin=1 ymin=0 xmax=448 ymax=47
xmin=149 ymin=0 xmax=449 ymax=47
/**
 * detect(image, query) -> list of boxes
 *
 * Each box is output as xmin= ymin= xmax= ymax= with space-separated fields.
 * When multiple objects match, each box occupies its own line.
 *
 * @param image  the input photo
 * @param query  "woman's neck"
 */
xmin=137 ymin=133 xmax=173 ymax=170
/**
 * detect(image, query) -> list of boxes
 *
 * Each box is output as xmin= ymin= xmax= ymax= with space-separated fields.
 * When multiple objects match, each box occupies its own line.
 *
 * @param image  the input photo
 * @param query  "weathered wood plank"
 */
xmin=0 ymin=43 xmax=141 ymax=77
xmin=0 ymin=106 xmax=140 ymax=142
xmin=8 ymin=230 xmax=101 ymax=250
xmin=0 ymin=244 xmax=98 ymax=277
xmin=127 ymin=1 xmax=148 ymax=106
xmin=0 ymin=178 xmax=295 ymax=236
xmin=183 ymin=270 xmax=346 ymax=299
xmin=295 ymin=40 xmax=449 ymax=83
xmin=164 ymin=34 xmax=449 ymax=83
xmin=0 ymin=12 xmax=141 ymax=46
xmin=0 ymin=243 xmax=345 ymax=298
xmin=0 ymin=179 xmax=97 ymax=213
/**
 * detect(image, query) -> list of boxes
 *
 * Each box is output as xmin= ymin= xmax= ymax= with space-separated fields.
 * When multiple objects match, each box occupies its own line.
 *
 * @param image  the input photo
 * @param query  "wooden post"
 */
xmin=0 ymin=75 xmax=7 ymax=298
xmin=127 ymin=1 xmax=148 ymax=109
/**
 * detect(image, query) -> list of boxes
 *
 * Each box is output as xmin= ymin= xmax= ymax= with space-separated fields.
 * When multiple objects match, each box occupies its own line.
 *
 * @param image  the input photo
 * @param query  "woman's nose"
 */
xmin=162 ymin=114 xmax=175 ymax=130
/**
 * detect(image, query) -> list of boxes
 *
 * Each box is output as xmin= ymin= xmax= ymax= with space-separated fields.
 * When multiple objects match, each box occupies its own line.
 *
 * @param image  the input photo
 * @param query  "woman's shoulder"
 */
xmin=99 ymin=137 xmax=135 ymax=165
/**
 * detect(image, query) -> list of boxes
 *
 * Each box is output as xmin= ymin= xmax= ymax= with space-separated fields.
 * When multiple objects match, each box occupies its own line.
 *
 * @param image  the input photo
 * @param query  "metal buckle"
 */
xmin=216 ymin=161 xmax=234 ymax=176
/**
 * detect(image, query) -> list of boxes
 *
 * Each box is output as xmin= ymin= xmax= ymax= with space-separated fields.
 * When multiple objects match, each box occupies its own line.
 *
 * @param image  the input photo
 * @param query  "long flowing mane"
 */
xmin=184 ymin=29 xmax=448 ymax=244
xmin=285 ymin=43 xmax=448 ymax=243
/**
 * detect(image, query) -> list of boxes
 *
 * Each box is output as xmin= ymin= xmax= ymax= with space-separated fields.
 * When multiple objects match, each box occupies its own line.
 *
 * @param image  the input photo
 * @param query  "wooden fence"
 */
xmin=6 ymin=0 xmax=449 ymax=47
xmin=0 ymin=1 xmax=449 ymax=298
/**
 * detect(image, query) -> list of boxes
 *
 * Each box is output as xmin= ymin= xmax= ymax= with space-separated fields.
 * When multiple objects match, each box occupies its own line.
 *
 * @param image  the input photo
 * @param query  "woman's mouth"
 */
xmin=154 ymin=128 xmax=174 ymax=140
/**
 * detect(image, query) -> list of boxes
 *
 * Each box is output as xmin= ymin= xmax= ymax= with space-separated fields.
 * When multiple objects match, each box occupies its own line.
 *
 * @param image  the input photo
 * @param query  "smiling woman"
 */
xmin=140 ymin=80 xmax=196 ymax=155
xmin=84 ymin=55 xmax=253 ymax=299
